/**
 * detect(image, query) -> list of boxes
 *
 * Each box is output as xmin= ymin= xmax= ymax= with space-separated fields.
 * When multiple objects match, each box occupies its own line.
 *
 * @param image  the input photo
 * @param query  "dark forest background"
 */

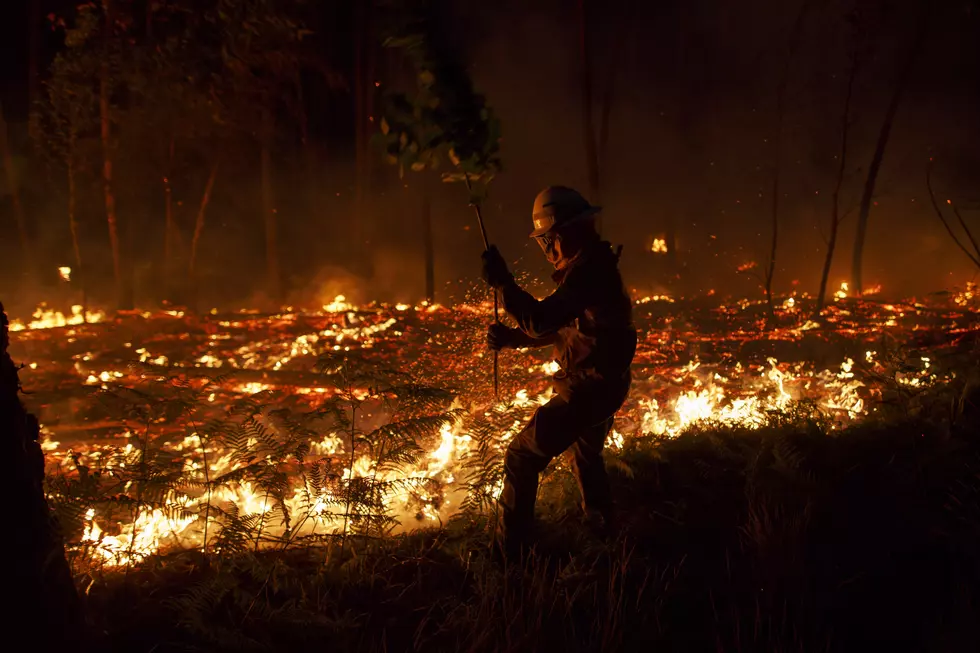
xmin=1 ymin=0 xmax=979 ymax=313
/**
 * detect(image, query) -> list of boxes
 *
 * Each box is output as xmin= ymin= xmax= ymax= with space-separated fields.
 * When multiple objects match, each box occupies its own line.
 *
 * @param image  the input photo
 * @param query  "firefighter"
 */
xmin=480 ymin=186 xmax=637 ymax=559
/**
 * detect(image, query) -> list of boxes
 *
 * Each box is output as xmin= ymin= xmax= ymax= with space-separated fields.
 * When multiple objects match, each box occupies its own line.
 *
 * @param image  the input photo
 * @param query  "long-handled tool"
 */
xmin=465 ymin=173 xmax=499 ymax=400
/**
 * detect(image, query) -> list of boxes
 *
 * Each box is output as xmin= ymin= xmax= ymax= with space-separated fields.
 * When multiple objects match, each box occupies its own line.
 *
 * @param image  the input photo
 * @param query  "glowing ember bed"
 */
xmin=8 ymin=288 xmax=978 ymax=566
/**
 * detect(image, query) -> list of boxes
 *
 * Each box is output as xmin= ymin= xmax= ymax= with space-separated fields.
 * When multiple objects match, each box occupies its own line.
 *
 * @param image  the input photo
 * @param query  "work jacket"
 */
xmin=500 ymin=239 xmax=637 ymax=408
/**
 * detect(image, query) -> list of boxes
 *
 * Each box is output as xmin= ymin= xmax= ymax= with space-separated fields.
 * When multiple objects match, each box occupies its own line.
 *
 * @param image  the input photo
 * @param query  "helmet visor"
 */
xmin=534 ymin=233 xmax=559 ymax=264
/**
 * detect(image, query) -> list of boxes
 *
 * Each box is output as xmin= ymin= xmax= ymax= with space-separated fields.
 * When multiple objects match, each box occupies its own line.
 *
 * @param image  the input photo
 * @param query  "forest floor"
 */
xmin=10 ymin=291 xmax=980 ymax=652
xmin=83 ymin=408 xmax=980 ymax=653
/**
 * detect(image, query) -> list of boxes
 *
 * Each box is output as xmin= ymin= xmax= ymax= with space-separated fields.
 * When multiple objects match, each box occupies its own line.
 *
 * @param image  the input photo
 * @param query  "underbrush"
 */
xmin=49 ymin=345 xmax=980 ymax=651
xmin=76 ymin=404 xmax=980 ymax=652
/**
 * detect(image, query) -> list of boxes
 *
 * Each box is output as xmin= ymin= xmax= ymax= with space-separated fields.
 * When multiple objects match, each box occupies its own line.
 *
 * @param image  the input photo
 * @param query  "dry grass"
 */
xmin=72 ymin=393 xmax=980 ymax=653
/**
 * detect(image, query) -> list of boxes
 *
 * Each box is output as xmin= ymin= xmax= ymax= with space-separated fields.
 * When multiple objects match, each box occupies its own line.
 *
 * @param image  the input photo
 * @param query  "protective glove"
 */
xmin=487 ymin=323 xmax=517 ymax=351
xmin=481 ymin=245 xmax=513 ymax=289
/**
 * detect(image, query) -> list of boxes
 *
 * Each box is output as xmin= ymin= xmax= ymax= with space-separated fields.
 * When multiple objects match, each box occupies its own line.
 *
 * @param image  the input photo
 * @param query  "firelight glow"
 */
xmin=9 ymin=283 xmax=975 ymax=566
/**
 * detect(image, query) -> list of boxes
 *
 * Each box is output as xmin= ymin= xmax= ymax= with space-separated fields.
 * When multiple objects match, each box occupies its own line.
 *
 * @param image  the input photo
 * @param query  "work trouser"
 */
xmin=497 ymin=388 xmax=622 ymax=551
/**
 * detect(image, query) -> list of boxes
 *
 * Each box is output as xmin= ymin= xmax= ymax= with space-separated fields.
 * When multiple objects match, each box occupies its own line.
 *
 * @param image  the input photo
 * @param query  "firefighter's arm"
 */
xmin=508 ymin=327 xmax=556 ymax=348
xmin=498 ymin=275 xmax=587 ymax=339
xmin=487 ymin=323 xmax=554 ymax=350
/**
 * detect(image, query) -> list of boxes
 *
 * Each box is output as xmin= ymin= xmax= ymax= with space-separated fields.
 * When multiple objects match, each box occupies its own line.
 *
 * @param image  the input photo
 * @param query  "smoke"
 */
xmin=2 ymin=0 xmax=979 ymax=311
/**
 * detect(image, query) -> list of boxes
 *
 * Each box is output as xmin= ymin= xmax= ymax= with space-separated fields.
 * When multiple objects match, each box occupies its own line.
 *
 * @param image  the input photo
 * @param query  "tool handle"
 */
xmin=465 ymin=173 xmax=500 ymax=399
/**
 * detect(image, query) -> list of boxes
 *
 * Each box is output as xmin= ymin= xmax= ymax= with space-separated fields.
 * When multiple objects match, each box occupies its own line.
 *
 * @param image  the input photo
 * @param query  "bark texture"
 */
xmin=2 ymin=301 xmax=84 ymax=649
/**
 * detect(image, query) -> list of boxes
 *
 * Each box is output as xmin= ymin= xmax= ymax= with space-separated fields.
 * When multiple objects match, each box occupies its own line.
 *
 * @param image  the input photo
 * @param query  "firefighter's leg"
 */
xmin=497 ymin=396 xmax=579 ymax=554
xmin=568 ymin=415 xmax=615 ymax=522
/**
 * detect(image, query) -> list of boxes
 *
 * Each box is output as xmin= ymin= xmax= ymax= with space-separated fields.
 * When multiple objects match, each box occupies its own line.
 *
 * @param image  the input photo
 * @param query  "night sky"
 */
xmin=2 ymin=0 xmax=979 ymax=305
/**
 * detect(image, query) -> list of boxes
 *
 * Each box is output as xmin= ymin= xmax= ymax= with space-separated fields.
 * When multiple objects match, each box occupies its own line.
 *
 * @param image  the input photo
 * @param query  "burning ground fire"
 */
xmin=9 ymin=284 xmax=980 ymax=568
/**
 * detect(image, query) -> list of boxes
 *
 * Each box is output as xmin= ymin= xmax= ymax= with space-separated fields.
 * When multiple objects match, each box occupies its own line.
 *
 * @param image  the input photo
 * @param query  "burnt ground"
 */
xmin=80 ymin=405 xmax=980 ymax=653
xmin=11 ymin=293 xmax=980 ymax=652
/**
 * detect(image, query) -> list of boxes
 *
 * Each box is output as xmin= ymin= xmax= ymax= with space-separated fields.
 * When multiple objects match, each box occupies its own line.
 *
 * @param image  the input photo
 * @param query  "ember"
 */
xmin=10 ymin=287 xmax=977 ymax=567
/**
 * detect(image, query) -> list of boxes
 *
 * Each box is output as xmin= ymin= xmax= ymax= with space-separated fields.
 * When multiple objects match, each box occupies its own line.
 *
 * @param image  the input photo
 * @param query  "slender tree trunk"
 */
xmin=353 ymin=2 xmax=368 ymax=264
xmin=295 ymin=73 xmax=320 ymax=233
xmin=27 ymin=0 xmax=41 ymax=146
xmin=67 ymin=133 xmax=86 ymax=313
xmin=764 ymin=171 xmax=780 ymax=323
xmin=188 ymin=162 xmax=218 ymax=279
xmin=850 ymin=2 xmax=930 ymax=296
xmin=261 ymin=141 xmax=280 ymax=302
xmin=816 ymin=43 xmax=859 ymax=316
xmin=578 ymin=0 xmax=600 ymax=205
xmin=925 ymin=162 xmax=980 ymax=271
xmin=101 ymin=0 xmax=123 ymax=307
xmin=365 ymin=4 xmax=376 ymax=251
xmin=0 ymin=108 xmax=33 ymax=279
xmin=764 ymin=2 xmax=809 ymax=327
xmin=596 ymin=0 xmax=635 ymax=193
xmin=163 ymin=135 xmax=175 ymax=298
xmin=422 ymin=182 xmax=434 ymax=303
xmin=665 ymin=215 xmax=678 ymax=287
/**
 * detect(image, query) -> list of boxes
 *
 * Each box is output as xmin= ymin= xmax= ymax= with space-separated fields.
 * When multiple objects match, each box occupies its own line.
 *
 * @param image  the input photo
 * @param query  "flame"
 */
xmin=322 ymin=294 xmax=354 ymax=313
xmin=954 ymin=282 xmax=977 ymax=307
xmin=9 ymin=304 xmax=105 ymax=331
xmin=651 ymin=238 xmax=668 ymax=254
xmin=59 ymin=266 xmax=72 ymax=281
xmin=635 ymin=295 xmax=675 ymax=304
xmin=539 ymin=360 xmax=561 ymax=375
xmin=14 ymin=284 xmax=972 ymax=567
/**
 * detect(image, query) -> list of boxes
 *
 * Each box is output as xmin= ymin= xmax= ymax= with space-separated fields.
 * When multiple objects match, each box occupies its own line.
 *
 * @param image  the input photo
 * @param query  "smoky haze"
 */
xmin=430 ymin=0 xmax=980 ymax=300
xmin=1 ymin=0 xmax=978 ymax=314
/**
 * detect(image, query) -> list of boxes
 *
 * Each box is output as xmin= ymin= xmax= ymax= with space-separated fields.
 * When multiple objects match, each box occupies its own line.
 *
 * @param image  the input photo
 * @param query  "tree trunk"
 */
xmin=578 ymin=0 xmax=600 ymax=206
xmin=0 ymin=108 xmax=33 ymax=280
xmin=189 ymin=162 xmax=218 ymax=279
xmin=816 ymin=42 xmax=859 ymax=316
xmin=353 ymin=1 xmax=368 ymax=266
xmin=101 ymin=0 xmax=123 ymax=307
xmin=68 ymin=133 xmax=86 ymax=313
xmin=665 ymin=215 xmax=678 ymax=288
xmin=295 ymin=72 xmax=320 ymax=236
xmin=261 ymin=144 xmax=280 ymax=302
xmin=850 ymin=2 xmax=930 ymax=296
xmin=925 ymin=163 xmax=980 ymax=271
xmin=764 ymin=171 xmax=780 ymax=324
xmin=27 ymin=0 xmax=41 ymax=145
xmin=365 ymin=4 xmax=376 ymax=250
xmin=2 ymin=301 xmax=85 ymax=650
xmin=422 ymin=182 xmax=434 ymax=303
xmin=764 ymin=1 xmax=809 ymax=327
xmin=163 ymin=135 xmax=175 ymax=299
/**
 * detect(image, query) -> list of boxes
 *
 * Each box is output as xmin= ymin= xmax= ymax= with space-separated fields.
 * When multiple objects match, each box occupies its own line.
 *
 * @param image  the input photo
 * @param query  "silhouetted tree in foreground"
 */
xmin=2 ymin=301 xmax=83 ymax=649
